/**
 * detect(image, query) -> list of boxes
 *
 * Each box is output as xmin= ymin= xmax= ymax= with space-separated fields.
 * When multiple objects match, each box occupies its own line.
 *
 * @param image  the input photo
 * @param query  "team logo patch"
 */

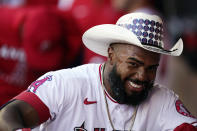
xmin=28 ymin=75 xmax=53 ymax=93
xmin=175 ymin=100 xmax=195 ymax=118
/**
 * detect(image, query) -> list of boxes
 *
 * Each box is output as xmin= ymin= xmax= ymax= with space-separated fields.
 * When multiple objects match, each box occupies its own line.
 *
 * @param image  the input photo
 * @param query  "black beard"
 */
xmin=108 ymin=65 xmax=154 ymax=106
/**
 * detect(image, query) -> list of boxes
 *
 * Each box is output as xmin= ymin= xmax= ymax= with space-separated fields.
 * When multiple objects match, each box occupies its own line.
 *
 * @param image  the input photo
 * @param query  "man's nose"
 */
xmin=134 ymin=67 xmax=147 ymax=82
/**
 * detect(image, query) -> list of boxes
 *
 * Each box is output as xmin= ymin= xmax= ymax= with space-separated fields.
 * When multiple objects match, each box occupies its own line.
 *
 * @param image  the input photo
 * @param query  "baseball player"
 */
xmin=0 ymin=12 xmax=197 ymax=131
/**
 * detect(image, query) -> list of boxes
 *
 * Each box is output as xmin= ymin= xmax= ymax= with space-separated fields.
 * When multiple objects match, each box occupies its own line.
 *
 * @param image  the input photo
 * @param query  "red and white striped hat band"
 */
xmin=82 ymin=12 xmax=183 ymax=56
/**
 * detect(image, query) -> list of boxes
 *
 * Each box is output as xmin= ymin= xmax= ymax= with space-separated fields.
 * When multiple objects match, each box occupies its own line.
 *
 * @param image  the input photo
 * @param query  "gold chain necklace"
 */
xmin=100 ymin=64 xmax=138 ymax=131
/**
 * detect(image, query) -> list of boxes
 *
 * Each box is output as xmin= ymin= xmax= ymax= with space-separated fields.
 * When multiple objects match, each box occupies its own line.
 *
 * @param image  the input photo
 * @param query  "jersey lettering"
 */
xmin=74 ymin=122 xmax=107 ymax=131
xmin=94 ymin=128 xmax=105 ymax=131
xmin=28 ymin=75 xmax=52 ymax=93
xmin=74 ymin=122 xmax=87 ymax=131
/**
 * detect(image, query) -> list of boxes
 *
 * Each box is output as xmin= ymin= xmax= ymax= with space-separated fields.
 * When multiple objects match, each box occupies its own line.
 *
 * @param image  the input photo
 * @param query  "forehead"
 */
xmin=111 ymin=43 xmax=160 ymax=63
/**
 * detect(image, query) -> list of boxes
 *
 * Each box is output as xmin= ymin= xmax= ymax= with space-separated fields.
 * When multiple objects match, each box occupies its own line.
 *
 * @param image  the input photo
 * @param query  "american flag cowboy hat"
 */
xmin=82 ymin=12 xmax=183 ymax=56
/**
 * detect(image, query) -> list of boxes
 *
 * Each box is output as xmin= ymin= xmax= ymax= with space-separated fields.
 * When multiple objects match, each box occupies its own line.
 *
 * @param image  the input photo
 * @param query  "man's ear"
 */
xmin=108 ymin=46 xmax=114 ymax=65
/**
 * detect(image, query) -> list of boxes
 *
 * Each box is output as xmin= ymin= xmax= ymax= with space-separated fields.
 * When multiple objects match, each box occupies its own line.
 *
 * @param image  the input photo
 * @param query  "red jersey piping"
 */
xmin=99 ymin=64 xmax=118 ymax=103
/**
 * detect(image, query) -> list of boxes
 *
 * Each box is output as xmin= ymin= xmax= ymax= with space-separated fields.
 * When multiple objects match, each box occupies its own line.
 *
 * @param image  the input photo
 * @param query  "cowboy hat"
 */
xmin=82 ymin=12 xmax=183 ymax=56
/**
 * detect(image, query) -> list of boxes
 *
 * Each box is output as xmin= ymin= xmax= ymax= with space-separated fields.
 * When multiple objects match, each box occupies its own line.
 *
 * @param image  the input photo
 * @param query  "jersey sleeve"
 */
xmin=158 ymin=87 xmax=197 ymax=130
xmin=14 ymin=69 xmax=79 ymax=124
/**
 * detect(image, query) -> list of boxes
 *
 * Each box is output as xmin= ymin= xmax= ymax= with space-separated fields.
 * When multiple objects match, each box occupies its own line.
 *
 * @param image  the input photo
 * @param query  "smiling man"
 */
xmin=104 ymin=43 xmax=160 ymax=106
xmin=0 ymin=12 xmax=196 ymax=131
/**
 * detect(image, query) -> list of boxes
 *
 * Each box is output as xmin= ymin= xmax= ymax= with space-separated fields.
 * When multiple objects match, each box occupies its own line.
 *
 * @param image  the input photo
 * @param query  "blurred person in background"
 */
xmin=0 ymin=0 xmax=58 ymax=7
xmin=0 ymin=6 xmax=82 ymax=106
xmin=61 ymin=0 xmax=123 ymax=64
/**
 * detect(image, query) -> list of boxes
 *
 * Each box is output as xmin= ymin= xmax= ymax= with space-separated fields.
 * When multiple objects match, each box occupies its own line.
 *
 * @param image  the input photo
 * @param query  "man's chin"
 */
xmin=124 ymin=89 xmax=150 ymax=105
xmin=126 ymin=89 xmax=143 ymax=96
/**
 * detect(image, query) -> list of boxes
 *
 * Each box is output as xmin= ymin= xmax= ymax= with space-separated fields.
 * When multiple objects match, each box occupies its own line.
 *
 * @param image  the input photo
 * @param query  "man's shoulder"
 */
xmin=46 ymin=63 xmax=101 ymax=81
xmin=151 ymin=83 xmax=176 ymax=96
xmin=153 ymin=84 xmax=176 ymax=94
xmin=51 ymin=63 xmax=99 ymax=73
xmin=72 ymin=63 xmax=101 ymax=71
xmin=140 ymin=84 xmax=178 ymax=113
xmin=148 ymin=84 xmax=178 ymax=102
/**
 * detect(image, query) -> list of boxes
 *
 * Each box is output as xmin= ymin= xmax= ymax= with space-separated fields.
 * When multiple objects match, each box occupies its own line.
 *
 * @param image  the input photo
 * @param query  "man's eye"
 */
xmin=129 ymin=62 xmax=138 ymax=67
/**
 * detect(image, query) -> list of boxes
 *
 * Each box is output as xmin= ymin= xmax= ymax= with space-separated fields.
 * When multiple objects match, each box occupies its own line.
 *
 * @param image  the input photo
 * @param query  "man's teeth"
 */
xmin=129 ymin=81 xmax=142 ymax=88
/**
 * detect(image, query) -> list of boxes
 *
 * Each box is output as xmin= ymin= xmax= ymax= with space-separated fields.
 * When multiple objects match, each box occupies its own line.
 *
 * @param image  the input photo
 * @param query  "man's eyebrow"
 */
xmin=128 ymin=57 xmax=144 ymax=65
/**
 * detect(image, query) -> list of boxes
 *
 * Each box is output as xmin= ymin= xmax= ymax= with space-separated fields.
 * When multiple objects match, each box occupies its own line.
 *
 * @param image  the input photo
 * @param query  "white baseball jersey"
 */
xmin=15 ymin=64 xmax=197 ymax=131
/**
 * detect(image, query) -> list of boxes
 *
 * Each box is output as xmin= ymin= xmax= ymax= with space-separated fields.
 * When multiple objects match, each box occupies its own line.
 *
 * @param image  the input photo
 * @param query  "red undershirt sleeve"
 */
xmin=13 ymin=91 xmax=51 ymax=124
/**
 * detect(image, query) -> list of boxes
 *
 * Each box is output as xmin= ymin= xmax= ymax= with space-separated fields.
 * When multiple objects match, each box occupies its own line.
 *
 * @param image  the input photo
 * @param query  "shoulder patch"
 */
xmin=175 ymin=100 xmax=195 ymax=118
xmin=28 ymin=75 xmax=53 ymax=93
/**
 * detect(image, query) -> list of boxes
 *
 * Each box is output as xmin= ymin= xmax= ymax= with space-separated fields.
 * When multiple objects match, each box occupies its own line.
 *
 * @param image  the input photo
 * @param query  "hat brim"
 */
xmin=82 ymin=24 xmax=183 ymax=57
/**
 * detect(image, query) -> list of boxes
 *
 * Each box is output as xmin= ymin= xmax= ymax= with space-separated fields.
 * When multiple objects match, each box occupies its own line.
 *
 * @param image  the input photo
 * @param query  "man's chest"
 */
xmin=50 ymin=96 xmax=138 ymax=131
